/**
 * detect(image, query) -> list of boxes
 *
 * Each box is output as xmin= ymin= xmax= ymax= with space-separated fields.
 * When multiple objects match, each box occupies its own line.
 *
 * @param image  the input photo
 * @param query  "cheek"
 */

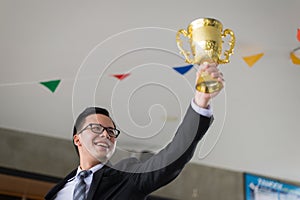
xmin=110 ymin=138 xmax=116 ymax=143
xmin=80 ymin=134 xmax=95 ymax=145
xmin=110 ymin=140 xmax=116 ymax=149
xmin=112 ymin=138 xmax=117 ymax=145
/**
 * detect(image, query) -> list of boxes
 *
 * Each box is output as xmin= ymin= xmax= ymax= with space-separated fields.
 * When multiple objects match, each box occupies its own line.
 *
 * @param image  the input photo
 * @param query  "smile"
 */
xmin=94 ymin=142 xmax=110 ymax=149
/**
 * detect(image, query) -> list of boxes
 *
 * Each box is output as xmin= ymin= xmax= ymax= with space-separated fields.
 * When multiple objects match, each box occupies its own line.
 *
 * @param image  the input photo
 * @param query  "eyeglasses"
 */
xmin=77 ymin=123 xmax=120 ymax=138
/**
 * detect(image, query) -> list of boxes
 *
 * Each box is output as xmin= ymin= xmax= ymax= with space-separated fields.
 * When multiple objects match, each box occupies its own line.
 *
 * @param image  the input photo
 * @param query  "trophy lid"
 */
xmin=189 ymin=18 xmax=223 ymax=30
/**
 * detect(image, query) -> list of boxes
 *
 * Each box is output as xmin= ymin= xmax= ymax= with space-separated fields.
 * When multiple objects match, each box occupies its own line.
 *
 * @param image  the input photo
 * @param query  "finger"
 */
xmin=212 ymin=74 xmax=223 ymax=80
xmin=199 ymin=63 xmax=209 ymax=72
xmin=204 ymin=67 xmax=221 ymax=76
xmin=207 ymin=62 xmax=218 ymax=68
xmin=202 ymin=62 xmax=218 ymax=68
xmin=210 ymin=72 xmax=219 ymax=78
xmin=210 ymin=70 xmax=224 ymax=80
xmin=206 ymin=68 xmax=219 ymax=75
xmin=217 ymin=75 xmax=225 ymax=83
xmin=198 ymin=62 xmax=220 ymax=78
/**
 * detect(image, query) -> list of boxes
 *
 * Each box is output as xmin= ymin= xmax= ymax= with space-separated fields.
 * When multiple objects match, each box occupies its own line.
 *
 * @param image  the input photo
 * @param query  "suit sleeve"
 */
xmin=128 ymin=105 xmax=213 ymax=194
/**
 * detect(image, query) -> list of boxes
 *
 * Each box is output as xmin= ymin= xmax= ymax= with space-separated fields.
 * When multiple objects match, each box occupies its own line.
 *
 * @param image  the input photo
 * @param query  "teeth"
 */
xmin=95 ymin=142 xmax=109 ymax=148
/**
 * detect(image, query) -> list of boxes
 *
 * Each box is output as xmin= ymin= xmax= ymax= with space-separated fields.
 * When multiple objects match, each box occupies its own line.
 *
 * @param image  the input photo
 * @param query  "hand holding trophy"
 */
xmin=176 ymin=18 xmax=235 ymax=93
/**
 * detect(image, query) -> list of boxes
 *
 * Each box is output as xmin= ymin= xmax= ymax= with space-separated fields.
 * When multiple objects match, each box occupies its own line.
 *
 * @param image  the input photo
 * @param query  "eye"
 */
xmin=107 ymin=128 xmax=116 ymax=135
xmin=92 ymin=125 xmax=103 ymax=133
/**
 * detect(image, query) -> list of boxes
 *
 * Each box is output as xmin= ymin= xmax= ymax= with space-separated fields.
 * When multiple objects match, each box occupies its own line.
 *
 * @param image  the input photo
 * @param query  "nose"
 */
xmin=100 ymin=129 xmax=111 ymax=140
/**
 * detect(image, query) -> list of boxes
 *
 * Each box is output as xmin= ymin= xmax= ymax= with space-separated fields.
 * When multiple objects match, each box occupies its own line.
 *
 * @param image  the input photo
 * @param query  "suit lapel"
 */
xmin=45 ymin=169 xmax=77 ymax=200
xmin=86 ymin=166 xmax=106 ymax=200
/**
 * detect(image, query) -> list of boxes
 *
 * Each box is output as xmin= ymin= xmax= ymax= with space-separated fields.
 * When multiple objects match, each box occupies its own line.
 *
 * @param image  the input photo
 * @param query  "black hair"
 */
xmin=72 ymin=107 xmax=115 ymax=155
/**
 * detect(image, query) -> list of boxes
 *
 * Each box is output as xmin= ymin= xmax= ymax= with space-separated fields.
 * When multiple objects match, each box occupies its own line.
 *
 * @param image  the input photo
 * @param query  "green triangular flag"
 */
xmin=40 ymin=79 xmax=61 ymax=93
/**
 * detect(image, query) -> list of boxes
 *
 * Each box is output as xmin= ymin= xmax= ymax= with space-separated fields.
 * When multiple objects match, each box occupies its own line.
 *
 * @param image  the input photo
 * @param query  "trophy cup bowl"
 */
xmin=176 ymin=18 xmax=235 ymax=93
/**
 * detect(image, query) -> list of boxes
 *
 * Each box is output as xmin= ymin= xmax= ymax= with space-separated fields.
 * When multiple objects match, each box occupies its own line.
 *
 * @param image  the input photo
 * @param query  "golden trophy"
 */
xmin=176 ymin=18 xmax=235 ymax=93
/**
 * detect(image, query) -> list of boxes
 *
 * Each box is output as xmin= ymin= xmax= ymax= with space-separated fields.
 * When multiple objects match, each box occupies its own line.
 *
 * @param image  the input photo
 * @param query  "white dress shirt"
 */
xmin=54 ymin=164 xmax=104 ymax=200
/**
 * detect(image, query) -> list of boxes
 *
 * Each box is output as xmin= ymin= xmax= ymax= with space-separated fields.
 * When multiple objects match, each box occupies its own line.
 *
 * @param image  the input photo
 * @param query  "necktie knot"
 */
xmin=78 ymin=170 xmax=91 ymax=179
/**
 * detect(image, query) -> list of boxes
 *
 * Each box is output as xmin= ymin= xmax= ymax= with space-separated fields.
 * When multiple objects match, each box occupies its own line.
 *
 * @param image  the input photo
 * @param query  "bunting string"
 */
xmin=1 ymin=27 xmax=300 ymax=93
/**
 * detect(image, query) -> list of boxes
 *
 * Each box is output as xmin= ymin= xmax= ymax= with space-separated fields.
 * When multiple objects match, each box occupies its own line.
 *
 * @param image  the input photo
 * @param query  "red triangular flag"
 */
xmin=297 ymin=29 xmax=300 ymax=42
xmin=112 ymin=73 xmax=131 ymax=80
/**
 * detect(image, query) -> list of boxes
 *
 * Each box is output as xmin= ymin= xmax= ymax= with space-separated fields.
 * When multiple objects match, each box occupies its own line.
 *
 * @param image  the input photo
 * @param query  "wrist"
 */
xmin=194 ymin=96 xmax=210 ymax=109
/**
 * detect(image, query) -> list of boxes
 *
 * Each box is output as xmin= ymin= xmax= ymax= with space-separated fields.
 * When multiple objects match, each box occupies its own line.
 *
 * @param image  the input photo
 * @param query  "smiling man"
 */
xmin=45 ymin=62 xmax=224 ymax=200
xmin=73 ymin=109 xmax=118 ymax=168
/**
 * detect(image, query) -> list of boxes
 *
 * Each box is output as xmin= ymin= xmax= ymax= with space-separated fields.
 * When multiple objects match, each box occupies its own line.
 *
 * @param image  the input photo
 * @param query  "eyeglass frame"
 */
xmin=77 ymin=123 xmax=121 ymax=138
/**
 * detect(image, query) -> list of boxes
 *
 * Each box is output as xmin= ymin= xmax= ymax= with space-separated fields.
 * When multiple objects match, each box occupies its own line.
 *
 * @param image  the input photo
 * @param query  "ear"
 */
xmin=73 ymin=134 xmax=82 ymax=147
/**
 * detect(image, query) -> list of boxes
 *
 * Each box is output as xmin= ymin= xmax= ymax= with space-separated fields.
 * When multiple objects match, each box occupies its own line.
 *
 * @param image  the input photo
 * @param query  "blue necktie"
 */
xmin=73 ymin=170 xmax=91 ymax=200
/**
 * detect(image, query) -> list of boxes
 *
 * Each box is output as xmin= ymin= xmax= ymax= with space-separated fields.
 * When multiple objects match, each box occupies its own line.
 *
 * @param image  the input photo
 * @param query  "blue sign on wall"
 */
xmin=244 ymin=173 xmax=300 ymax=200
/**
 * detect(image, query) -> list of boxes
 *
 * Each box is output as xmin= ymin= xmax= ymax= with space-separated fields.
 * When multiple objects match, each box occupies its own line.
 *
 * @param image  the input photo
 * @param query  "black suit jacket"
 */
xmin=45 ymin=106 xmax=213 ymax=200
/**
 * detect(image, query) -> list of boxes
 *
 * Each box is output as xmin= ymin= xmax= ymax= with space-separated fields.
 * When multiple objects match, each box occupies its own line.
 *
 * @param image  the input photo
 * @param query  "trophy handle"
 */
xmin=219 ymin=28 xmax=236 ymax=64
xmin=176 ymin=29 xmax=193 ymax=64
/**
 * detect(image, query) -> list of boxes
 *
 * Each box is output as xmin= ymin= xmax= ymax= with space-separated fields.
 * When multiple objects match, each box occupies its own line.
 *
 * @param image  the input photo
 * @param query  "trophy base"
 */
xmin=195 ymin=74 xmax=223 ymax=93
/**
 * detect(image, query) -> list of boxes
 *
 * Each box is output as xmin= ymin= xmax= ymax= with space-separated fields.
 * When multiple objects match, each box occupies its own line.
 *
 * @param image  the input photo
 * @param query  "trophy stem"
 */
xmin=195 ymin=71 xmax=223 ymax=93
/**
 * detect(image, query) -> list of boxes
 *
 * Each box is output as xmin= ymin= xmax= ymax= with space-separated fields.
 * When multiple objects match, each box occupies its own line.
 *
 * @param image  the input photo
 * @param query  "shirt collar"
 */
xmin=67 ymin=163 xmax=104 ymax=182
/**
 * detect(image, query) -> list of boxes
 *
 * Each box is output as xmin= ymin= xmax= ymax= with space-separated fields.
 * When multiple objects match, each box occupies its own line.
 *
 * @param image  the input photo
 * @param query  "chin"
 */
xmin=95 ymin=150 xmax=114 ymax=163
xmin=106 ymin=148 xmax=115 ymax=160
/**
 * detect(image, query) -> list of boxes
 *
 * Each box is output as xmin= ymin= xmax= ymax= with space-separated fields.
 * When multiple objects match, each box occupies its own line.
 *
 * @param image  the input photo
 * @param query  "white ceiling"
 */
xmin=1 ymin=0 xmax=300 ymax=183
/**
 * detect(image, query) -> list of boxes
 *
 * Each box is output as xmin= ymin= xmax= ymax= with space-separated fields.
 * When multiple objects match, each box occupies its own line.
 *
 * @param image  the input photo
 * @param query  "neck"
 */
xmin=80 ymin=159 xmax=101 ymax=170
xmin=79 ymin=152 xmax=106 ymax=170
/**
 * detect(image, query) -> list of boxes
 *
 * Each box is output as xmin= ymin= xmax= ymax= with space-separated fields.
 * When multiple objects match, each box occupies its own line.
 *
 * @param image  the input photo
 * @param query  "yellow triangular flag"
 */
xmin=290 ymin=52 xmax=300 ymax=65
xmin=242 ymin=53 xmax=264 ymax=67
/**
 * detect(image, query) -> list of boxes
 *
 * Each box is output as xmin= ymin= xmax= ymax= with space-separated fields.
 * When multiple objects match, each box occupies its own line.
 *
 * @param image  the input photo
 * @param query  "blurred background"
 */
xmin=1 ymin=0 xmax=300 ymax=199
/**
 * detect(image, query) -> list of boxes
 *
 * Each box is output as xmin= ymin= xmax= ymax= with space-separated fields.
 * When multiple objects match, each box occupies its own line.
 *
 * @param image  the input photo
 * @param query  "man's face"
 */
xmin=76 ymin=114 xmax=117 ymax=163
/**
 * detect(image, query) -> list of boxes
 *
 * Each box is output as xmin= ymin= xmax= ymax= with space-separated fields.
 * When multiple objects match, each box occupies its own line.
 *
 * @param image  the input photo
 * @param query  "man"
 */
xmin=45 ymin=62 xmax=224 ymax=200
